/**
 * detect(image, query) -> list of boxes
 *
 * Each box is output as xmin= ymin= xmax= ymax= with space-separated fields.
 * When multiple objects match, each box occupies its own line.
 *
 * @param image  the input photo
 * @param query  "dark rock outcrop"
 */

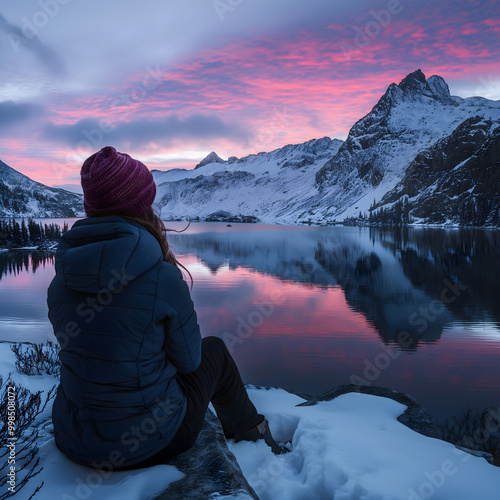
xmin=374 ymin=117 xmax=500 ymax=225
xmin=154 ymin=409 xmax=259 ymax=499
xmin=205 ymin=211 xmax=260 ymax=223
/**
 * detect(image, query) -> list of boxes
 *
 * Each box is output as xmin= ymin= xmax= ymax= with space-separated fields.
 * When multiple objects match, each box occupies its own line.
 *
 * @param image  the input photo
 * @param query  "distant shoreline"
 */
xmin=0 ymin=215 xmax=499 ymax=230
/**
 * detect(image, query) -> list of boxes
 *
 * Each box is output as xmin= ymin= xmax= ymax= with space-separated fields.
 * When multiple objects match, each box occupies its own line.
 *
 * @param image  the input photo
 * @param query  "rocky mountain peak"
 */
xmin=344 ymin=70 xmax=457 ymax=144
xmin=398 ymin=69 xmax=427 ymax=92
xmin=195 ymin=151 xmax=225 ymax=169
xmin=375 ymin=70 xmax=454 ymax=108
xmin=427 ymin=75 xmax=452 ymax=100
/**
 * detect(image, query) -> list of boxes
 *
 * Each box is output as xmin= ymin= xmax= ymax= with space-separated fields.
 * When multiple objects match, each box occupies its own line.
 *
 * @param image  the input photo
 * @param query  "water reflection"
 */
xmin=2 ymin=227 xmax=499 ymax=352
xmin=0 ymin=251 xmax=55 ymax=280
xmin=167 ymin=226 xmax=500 ymax=350
xmin=0 ymin=224 xmax=499 ymax=419
xmin=380 ymin=228 xmax=500 ymax=327
xmin=0 ymin=251 xmax=56 ymax=343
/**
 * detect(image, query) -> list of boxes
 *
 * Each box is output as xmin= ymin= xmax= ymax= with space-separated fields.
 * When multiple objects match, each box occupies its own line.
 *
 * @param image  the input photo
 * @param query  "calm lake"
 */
xmin=1 ymin=220 xmax=499 ymax=422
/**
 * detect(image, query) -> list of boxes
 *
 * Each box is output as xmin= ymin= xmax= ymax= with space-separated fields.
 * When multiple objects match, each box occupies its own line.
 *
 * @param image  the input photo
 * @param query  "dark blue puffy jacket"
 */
xmin=47 ymin=215 xmax=201 ymax=468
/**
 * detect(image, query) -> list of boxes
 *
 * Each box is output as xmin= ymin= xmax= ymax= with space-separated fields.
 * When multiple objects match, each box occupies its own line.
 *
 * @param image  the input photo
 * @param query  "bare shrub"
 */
xmin=438 ymin=407 xmax=500 ymax=466
xmin=10 ymin=342 xmax=61 ymax=378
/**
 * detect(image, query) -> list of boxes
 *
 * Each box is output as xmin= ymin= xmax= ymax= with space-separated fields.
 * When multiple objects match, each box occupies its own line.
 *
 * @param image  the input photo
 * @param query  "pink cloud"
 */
xmin=4 ymin=2 xmax=499 ymax=187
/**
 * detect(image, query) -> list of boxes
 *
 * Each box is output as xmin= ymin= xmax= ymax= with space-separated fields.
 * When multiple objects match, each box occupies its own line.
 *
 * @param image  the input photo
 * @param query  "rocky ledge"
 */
xmin=154 ymin=409 xmax=259 ymax=499
xmin=155 ymin=384 xmax=452 ymax=498
xmin=296 ymin=384 xmax=442 ymax=439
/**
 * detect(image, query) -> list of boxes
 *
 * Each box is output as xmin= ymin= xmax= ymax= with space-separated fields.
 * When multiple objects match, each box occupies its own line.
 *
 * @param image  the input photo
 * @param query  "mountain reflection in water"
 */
xmin=166 ymin=226 xmax=500 ymax=351
xmin=1 ymin=224 xmax=499 ymax=419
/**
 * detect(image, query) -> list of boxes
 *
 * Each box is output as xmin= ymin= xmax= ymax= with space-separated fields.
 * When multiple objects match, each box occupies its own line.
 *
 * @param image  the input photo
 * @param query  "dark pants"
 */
xmin=116 ymin=336 xmax=262 ymax=470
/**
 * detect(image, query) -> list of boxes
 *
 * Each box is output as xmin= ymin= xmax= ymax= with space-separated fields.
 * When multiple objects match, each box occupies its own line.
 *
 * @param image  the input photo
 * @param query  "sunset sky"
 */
xmin=0 ymin=0 xmax=499 ymax=192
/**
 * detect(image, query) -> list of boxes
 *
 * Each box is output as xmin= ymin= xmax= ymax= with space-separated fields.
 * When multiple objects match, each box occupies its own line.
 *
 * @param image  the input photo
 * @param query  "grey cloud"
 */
xmin=0 ymin=13 xmax=65 ymax=76
xmin=0 ymin=101 xmax=44 ymax=129
xmin=44 ymin=114 xmax=252 ymax=148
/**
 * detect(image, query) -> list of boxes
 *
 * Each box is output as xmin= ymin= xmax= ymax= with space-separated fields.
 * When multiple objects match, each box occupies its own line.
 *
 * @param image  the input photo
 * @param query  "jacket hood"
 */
xmin=55 ymin=216 xmax=163 ymax=293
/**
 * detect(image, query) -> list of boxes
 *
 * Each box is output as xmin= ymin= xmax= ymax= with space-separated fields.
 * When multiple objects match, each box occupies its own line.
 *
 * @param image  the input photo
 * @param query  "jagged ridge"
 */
xmin=153 ymin=70 xmax=500 ymax=226
xmin=0 ymin=159 xmax=84 ymax=217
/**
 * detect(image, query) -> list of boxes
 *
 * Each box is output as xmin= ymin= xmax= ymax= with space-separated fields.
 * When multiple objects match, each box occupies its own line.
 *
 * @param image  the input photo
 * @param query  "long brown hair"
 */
xmin=123 ymin=207 xmax=193 ymax=290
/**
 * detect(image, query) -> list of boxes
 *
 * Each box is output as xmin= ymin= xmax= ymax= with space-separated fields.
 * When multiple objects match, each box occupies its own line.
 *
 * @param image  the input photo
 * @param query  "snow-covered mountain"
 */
xmin=152 ymin=70 xmax=500 ymax=226
xmin=372 ymin=116 xmax=500 ymax=225
xmin=153 ymin=137 xmax=343 ymax=224
xmin=0 ymin=159 xmax=84 ymax=217
xmin=316 ymin=69 xmax=500 ymax=224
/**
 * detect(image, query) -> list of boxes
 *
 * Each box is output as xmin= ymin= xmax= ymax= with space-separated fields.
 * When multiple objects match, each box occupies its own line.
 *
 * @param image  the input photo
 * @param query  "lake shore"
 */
xmin=1 ymin=337 xmax=498 ymax=500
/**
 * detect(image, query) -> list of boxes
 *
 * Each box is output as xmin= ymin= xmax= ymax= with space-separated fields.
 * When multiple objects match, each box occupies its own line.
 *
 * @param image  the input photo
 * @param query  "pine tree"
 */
xmin=402 ymin=198 xmax=410 ymax=225
xmin=21 ymin=219 xmax=29 ymax=246
xmin=13 ymin=221 xmax=22 ymax=246
xmin=393 ymin=199 xmax=403 ymax=225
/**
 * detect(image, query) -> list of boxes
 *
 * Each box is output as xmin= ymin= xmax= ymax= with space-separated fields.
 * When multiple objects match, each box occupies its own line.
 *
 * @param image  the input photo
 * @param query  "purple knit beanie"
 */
xmin=81 ymin=146 xmax=156 ymax=216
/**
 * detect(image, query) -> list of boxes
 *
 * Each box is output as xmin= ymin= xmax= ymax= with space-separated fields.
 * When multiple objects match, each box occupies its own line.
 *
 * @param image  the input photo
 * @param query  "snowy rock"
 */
xmin=297 ymin=384 xmax=441 ymax=439
xmin=195 ymin=151 xmax=226 ymax=169
xmin=314 ymin=70 xmax=500 ymax=223
xmin=374 ymin=116 xmax=500 ymax=225
xmin=205 ymin=211 xmax=260 ymax=223
xmin=427 ymin=74 xmax=454 ymax=103
xmin=230 ymin=386 xmax=500 ymax=500
xmin=154 ymin=409 xmax=258 ymax=499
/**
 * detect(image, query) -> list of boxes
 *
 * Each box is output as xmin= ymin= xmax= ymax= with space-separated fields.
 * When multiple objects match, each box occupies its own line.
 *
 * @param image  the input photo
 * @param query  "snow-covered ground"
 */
xmin=2 ymin=338 xmax=498 ymax=500
xmin=230 ymin=387 xmax=500 ymax=500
